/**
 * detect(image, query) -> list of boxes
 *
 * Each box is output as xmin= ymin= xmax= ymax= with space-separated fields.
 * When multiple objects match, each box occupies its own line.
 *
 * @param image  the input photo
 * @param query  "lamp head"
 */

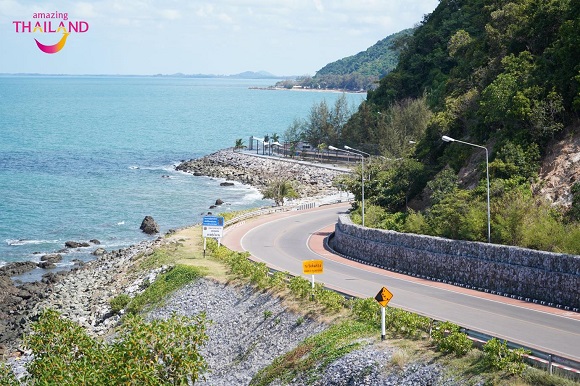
xmin=441 ymin=135 xmax=455 ymax=143
xmin=344 ymin=145 xmax=353 ymax=150
xmin=328 ymin=145 xmax=338 ymax=151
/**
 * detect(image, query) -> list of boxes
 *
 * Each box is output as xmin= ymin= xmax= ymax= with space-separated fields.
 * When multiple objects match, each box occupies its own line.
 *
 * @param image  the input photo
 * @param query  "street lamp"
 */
xmin=345 ymin=145 xmax=371 ymax=227
xmin=442 ymin=135 xmax=491 ymax=243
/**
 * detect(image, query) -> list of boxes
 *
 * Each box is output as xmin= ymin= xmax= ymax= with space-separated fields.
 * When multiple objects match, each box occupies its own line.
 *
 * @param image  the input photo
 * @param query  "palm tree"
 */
xmin=234 ymin=138 xmax=245 ymax=152
xmin=271 ymin=133 xmax=280 ymax=155
xmin=263 ymin=134 xmax=270 ymax=155
xmin=262 ymin=179 xmax=299 ymax=206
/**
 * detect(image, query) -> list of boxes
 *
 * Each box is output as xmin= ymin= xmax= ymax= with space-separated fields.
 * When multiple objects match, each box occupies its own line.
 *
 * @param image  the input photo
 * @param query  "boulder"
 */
xmin=220 ymin=182 xmax=234 ymax=187
xmin=215 ymin=198 xmax=224 ymax=205
xmin=65 ymin=241 xmax=90 ymax=248
xmin=90 ymin=239 xmax=101 ymax=245
xmin=140 ymin=216 xmax=159 ymax=234
xmin=92 ymin=248 xmax=107 ymax=256
xmin=38 ymin=261 xmax=56 ymax=269
xmin=41 ymin=254 xmax=62 ymax=264
xmin=0 ymin=261 xmax=37 ymax=277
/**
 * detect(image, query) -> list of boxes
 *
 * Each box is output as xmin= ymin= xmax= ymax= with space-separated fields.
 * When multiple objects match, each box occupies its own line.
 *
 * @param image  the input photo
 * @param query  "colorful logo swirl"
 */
xmin=35 ymin=32 xmax=69 ymax=54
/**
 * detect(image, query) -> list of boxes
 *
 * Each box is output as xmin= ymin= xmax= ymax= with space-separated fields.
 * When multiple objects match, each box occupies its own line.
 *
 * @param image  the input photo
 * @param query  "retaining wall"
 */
xmin=329 ymin=215 xmax=580 ymax=309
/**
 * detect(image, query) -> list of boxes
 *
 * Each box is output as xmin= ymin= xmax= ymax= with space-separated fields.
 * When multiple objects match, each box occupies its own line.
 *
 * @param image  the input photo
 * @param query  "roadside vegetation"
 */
xmin=2 ymin=219 xmax=576 ymax=385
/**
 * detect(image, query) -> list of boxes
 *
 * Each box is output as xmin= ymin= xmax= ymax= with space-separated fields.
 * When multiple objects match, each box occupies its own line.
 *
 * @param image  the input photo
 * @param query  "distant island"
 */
xmin=0 ymin=71 xmax=293 ymax=80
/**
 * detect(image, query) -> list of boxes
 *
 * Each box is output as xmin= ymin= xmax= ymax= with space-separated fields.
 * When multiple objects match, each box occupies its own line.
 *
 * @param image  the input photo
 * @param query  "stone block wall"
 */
xmin=329 ymin=215 xmax=580 ymax=309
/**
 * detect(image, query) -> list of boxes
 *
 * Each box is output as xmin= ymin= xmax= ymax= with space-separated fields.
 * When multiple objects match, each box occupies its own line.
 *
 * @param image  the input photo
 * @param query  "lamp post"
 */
xmin=346 ymin=145 xmax=370 ymax=227
xmin=442 ymin=135 xmax=491 ymax=243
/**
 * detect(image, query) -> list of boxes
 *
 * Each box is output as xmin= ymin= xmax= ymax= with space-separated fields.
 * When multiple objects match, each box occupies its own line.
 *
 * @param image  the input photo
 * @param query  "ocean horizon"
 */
xmin=0 ymin=75 xmax=364 ymax=279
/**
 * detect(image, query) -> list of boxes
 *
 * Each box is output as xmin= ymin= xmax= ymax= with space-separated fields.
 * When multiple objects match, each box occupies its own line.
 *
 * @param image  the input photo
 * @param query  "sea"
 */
xmin=0 ymin=75 xmax=365 ymax=279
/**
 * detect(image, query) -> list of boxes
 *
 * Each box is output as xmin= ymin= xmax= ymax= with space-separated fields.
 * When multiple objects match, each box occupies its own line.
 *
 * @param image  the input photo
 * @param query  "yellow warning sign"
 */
xmin=374 ymin=286 xmax=393 ymax=307
xmin=302 ymin=260 xmax=323 ymax=274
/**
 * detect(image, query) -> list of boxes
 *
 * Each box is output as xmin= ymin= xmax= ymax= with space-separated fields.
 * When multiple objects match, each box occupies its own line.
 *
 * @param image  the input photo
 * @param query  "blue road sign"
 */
xmin=202 ymin=216 xmax=224 ymax=227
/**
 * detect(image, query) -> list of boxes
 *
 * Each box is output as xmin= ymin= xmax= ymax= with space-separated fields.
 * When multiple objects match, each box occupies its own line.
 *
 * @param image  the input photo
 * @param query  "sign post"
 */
xmin=202 ymin=216 xmax=224 ymax=257
xmin=302 ymin=260 xmax=323 ymax=301
xmin=374 ymin=286 xmax=393 ymax=341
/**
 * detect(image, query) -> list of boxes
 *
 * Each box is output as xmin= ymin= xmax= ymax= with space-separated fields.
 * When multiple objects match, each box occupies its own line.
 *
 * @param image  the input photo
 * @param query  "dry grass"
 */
xmin=165 ymin=226 xmax=230 ymax=281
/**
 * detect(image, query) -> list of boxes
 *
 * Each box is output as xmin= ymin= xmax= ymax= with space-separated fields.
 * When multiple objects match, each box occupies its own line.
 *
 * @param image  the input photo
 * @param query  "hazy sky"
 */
xmin=0 ymin=0 xmax=439 ymax=76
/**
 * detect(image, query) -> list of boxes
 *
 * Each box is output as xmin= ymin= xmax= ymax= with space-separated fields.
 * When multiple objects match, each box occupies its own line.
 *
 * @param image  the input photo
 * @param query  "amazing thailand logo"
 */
xmin=13 ymin=11 xmax=89 ymax=54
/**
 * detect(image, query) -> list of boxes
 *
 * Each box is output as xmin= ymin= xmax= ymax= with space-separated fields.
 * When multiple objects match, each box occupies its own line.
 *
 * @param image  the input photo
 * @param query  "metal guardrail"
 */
xmin=224 ymin=195 xmax=353 ymax=227
xmin=463 ymin=329 xmax=580 ymax=378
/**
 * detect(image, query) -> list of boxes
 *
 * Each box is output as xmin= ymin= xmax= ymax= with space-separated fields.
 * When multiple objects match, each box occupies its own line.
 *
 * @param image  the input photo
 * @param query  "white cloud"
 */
xmin=0 ymin=0 xmax=440 ymax=75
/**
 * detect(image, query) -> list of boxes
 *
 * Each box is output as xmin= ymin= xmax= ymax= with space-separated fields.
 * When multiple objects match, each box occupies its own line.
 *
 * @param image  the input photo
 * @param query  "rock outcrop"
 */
xmin=140 ymin=216 xmax=159 ymax=234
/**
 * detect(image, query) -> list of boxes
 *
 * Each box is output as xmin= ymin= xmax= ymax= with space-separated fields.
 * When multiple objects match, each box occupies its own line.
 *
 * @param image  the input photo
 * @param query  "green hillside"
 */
xmin=317 ymin=28 xmax=413 ymax=78
xmin=284 ymin=0 xmax=580 ymax=252
xmin=277 ymin=29 xmax=412 ymax=91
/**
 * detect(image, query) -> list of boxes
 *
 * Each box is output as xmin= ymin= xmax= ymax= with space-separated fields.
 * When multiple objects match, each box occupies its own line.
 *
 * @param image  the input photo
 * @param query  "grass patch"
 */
xmin=126 ymin=265 xmax=203 ymax=315
xmin=250 ymin=321 xmax=374 ymax=386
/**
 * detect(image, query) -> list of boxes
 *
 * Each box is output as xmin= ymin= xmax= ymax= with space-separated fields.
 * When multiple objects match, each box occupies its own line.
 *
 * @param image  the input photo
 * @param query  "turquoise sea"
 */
xmin=0 ymin=76 xmax=364 ymax=276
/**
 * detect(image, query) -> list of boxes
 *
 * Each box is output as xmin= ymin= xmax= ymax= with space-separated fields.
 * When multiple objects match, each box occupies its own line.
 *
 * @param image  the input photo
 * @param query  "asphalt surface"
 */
xmin=222 ymin=203 xmax=580 ymax=362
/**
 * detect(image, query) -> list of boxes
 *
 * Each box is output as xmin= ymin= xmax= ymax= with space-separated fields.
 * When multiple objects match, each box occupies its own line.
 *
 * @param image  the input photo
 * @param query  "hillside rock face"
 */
xmin=538 ymin=131 xmax=580 ymax=207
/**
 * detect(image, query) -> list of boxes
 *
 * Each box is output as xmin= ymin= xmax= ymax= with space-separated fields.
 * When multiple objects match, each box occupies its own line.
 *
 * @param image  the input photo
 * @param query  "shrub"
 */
xmin=20 ymin=309 xmax=208 ymax=385
xmin=269 ymin=271 xmax=289 ymax=290
xmin=317 ymin=289 xmax=346 ymax=312
xmin=351 ymin=298 xmax=380 ymax=326
xmin=289 ymin=276 xmax=312 ymax=299
xmin=109 ymin=294 xmax=131 ymax=314
xmin=431 ymin=321 xmax=473 ymax=356
xmin=483 ymin=338 xmax=529 ymax=375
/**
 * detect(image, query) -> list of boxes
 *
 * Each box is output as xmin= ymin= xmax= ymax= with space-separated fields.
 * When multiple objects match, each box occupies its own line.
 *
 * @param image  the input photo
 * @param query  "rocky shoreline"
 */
xmin=0 ymin=150 xmax=349 ymax=358
xmin=176 ymin=148 xmax=349 ymax=199
xmin=0 ymin=236 xmax=168 ymax=359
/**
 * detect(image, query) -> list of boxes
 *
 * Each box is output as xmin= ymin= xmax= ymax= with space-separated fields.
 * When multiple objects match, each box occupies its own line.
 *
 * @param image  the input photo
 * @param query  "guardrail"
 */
xmin=463 ymin=329 xmax=580 ymax=378
xmin=224 ymin=194 xmax=354 ymax=227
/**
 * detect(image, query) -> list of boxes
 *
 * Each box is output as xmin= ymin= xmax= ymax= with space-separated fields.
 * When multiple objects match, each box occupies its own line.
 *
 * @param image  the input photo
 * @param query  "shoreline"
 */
xmin=0 ymin=148 xmax=351 ymax=358
xmin=249 ymin=85 xmax=367 ymax=94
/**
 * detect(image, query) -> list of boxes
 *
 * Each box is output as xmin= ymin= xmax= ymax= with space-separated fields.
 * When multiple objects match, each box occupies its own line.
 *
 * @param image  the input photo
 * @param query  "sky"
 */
xmin=0 ymin=0 xmax=440 ymax=76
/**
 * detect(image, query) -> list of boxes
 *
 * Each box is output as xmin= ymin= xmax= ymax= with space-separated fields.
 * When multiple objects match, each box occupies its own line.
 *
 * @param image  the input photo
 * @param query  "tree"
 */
xmin=234 ymin=138 xmax=245 ymax=152
xmin=262 ymin=179 xmax=299 ymax=206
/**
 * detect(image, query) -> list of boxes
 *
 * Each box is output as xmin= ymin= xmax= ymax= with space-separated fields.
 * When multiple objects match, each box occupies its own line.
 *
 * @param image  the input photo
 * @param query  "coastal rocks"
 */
xmin=38 ymin=253 xmax=63 ymax=269
xmin=0 ymin=270 xmax=55 ymax=355
xmin=0 ymin=261 xmax=37 ymax=277
xmin=41 ymin=254 xmax=62 ymax=264
xmin=92 ymin=248 xmax=107 ymax=256
xmin=140 ymin=216 xmax=159 ymax=234
xmin=65 ymin=241 xmax=90 ymax=248
xmin=219 ymin=182 xmax=234 ymax=186
xmin=215 ymin=199 xmax=224 ymax=205
xmin=176 ymin=149 xmax=348 ymax=200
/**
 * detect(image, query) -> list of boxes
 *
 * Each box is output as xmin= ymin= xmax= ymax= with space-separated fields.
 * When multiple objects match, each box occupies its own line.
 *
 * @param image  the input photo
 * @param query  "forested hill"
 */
xmin=332 ymin=0 xmax=580 ymax=252
xmin=276 ymin=29 xmax=412 ymax=91
xmin=316 ymin=28 xmax=413 ymax=78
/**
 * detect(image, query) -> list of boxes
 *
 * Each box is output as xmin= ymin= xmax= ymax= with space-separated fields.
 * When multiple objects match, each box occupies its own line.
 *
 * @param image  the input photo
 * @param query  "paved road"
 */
xmin=222 ymin=203 xmax=580 ymax=362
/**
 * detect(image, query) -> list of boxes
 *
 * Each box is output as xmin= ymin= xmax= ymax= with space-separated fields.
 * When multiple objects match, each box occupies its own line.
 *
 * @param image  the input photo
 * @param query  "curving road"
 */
xmin=222 ymin=203 xmax=580 ymax=362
